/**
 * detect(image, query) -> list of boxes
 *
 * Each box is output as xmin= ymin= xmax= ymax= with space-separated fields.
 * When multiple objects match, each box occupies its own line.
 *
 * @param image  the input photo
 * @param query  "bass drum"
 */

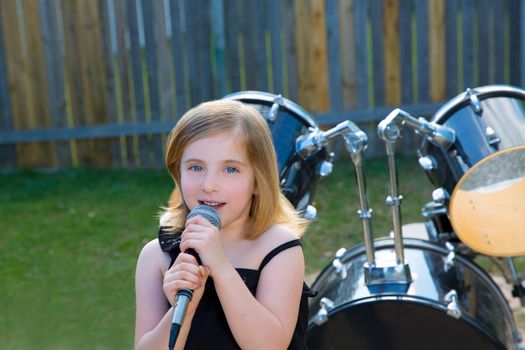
xmin=307 ymin=238 xmax=521 ymax=350
xmin=222 ymin=91 xmax=331 ymax=212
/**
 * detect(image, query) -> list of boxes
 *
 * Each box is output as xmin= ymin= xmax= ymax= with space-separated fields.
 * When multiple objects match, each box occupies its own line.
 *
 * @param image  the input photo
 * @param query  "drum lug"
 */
xmin=485 ymin=126 xmax=501 ymax=147
xmin=312 ymin=297 xmax=335 ymax=326
xmin=466 ymin=88 xmax=483 ymax=115
xmin=332 ymin=248 xmax=347 ymax=279
xmin=418 ymin=156 xmax=436 ymax=171
xmin=266 ymin=94 xmax=283 ymax=122
xmin=444 ymin=242 xmax=456 ymax=272
xmin=444 ymin=290 xmax=462 ymax=319
xmin=303 ymin=205 xmax=317 ymax=220
xmin=318 ymin=160 xmax=333 ymax=177
xmin=432 ymin=188 xmax=449 ymax=204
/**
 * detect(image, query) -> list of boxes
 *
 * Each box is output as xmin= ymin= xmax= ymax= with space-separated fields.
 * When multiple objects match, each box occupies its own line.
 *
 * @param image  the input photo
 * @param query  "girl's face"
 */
xmin=180 ymin=130 xmax=256 ymax=230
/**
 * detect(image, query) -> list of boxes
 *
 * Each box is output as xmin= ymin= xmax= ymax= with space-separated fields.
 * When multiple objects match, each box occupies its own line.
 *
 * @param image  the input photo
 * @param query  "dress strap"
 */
xmin=259 ymin=239 xmax=301 ymax=272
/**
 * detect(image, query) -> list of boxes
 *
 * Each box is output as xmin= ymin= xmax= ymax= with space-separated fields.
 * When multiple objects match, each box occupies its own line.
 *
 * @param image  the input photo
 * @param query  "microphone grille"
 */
xmin=187 ymin=205 xmax=222 ymax=229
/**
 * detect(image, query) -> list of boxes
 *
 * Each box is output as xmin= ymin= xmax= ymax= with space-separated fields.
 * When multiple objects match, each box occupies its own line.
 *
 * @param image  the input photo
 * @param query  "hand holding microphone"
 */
xmin=168 ymin=205 xmax=221 ymax=350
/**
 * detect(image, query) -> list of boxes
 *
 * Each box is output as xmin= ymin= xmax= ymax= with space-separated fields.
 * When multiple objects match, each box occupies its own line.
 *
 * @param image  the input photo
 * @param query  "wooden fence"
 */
xmin=0 ymin=0 xmax=523 ymax=170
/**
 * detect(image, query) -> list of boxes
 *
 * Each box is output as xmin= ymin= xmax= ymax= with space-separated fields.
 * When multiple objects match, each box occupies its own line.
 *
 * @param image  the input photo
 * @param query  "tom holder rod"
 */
xmin=296 ymin=120 xmax=376 ymax=266
xmin=379 ymin=108 xmax=456 ymax=150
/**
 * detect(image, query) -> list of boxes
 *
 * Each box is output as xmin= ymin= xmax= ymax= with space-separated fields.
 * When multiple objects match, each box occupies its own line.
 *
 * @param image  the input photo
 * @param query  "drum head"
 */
xmin=450 ymin=146 xmax=525 ymax=256
xmin=308 ymin=299 xmax=506 ymax=350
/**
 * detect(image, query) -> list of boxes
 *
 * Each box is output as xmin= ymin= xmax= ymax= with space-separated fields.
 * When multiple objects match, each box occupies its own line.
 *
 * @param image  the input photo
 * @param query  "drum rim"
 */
xmin=432 ymin=84 xmax=525 ymax=124
xmin=222 ymin=90 xmax=320 ymax=129
xmin=307 ymin=295 xmax=508 ymax=349
xmin=311 ymin=237 xmax=499 ymax=291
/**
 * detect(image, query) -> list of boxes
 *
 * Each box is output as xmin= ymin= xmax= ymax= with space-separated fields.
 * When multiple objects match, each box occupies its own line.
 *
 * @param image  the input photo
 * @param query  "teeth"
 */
xmin=203 ymin=201 xmax=220 ymax=206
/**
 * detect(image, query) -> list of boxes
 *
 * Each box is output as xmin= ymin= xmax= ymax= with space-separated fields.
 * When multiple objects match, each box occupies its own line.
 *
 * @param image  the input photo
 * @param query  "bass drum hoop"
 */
xmin=308 ymin=238 xmax=519 ymax=349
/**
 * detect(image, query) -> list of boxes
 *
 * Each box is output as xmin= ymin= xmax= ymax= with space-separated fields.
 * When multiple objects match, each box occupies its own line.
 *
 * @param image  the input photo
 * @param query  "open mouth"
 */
xmin=198 ymin=201 xmax=225 ymax=210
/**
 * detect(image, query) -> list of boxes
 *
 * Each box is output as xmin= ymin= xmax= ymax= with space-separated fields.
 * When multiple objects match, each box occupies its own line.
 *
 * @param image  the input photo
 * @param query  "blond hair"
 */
xmin=162 ymin=99 xmax=307 ymax=239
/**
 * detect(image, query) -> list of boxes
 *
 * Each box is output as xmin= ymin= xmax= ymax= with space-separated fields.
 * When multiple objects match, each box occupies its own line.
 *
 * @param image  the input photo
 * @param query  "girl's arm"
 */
xmin=213 ymin=242 xmax=304 ymax=350
xmin=134 ymin=239 xmax=205 ymax=350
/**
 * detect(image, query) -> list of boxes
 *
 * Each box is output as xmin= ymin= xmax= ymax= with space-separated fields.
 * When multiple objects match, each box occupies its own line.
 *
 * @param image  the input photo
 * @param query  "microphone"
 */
xmin=168 ymin=205 xmax=221 ymax=350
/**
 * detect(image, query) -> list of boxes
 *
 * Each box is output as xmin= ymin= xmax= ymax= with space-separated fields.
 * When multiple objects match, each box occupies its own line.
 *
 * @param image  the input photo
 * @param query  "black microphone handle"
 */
xmin=168 ymin=205 xmax=220 ymax=349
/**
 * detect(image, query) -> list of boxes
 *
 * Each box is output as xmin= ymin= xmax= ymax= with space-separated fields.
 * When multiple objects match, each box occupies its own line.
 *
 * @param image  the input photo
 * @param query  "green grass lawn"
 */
xmin=0 ymin=155 xmax=516 ymax=349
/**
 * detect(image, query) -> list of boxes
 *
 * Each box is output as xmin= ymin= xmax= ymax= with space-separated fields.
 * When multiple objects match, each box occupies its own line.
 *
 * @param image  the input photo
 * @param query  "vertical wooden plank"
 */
xmin=508 ymin=0 xmax=520 ymax=86
xmin=325 ymin=0 xmax=342 ymax=111
xmin=126 ymin=0 xmax=148 ymax=166
xmin=429 ymin=0 xmax=445 ymax=101
xmin=268 ymin=0 xmax=284 ymax=94
xmin=18 ymin=0 xmax=56 ymax=168
xmin=283 ymin=0 xmax=298 ymax=101
xmin=461 ymin=0 xmax=475 ymax=89
xmin=339 ymin=0 xmax=357 ymax=108
xmin=370 ymin=0 xmax=385 ymax=107
xmin=445 ymin=0 xmax=458 ymax=97
xmin=98 ymin=0 xmax=123 ymax=168
xmin=415 ymin=0 xmax=429 ymax=102
xmin=311 ymin=0 xmax=329 ymax=111
xmin=295 ymin=0 xmax=330 ymax=111
xmin=78 ymin=0 xmax=111 ymax=167
xmin=23 ymin=0 xmax=52 ymax=167
xmin=154 ymin=0 xmax=175 ymax=120
xmin=114 ymin=0 xmax=136 ymax=168
xmin=0 ymin=3 xmax=17 ymax=170
xmin=184 ymin=0 xmax=212 ymax=105
xmin=493 ymin=0 xmax=504 ymax=83
xmin=354 ymin=0 xmax=370 ymax=108
xmin=398 ymin=0 xmax=415 ymax=153
xmin=383 ymin=0 xmax=401 ymax=105
xmin=169 ymin=0 xmax=189 ymax=116
xmin=477 ymin=0 xmax=490 ymax=86
xmin=141 ymin=0 xmax=163 ymax=168
xmin=211 ymin=0 xmax=227 ymax=97
xmin=294 ymin=0 xmax=314 ymax=109
xmin=61 ymin=0 xmax=82 ymax=166
xmin=223 ymin=0 xmax=241 ymax=94
xmin=39 ymin=0 xmax=71 ymax=168
xmin=239 ymin=0 xmax=268 ymax=92
xmin=398 ymin=0 xmax=413 ymax=104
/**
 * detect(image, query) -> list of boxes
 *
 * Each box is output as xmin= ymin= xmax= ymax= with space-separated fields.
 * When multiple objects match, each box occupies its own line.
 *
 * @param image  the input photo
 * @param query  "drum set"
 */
xmin=223 ymin=85 xmax=525 ymax=350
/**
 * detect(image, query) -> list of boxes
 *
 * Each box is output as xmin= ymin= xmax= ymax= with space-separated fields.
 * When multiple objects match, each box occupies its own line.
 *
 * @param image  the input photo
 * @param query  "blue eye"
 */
xmin=225 ymin=166 xmax=238 ymax=174
xmin=189 ymin=165 xmax=203 ymax=172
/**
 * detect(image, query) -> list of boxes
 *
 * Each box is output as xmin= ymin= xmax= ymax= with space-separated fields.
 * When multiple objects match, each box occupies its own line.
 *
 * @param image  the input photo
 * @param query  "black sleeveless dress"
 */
xmin=158 ymin=228 xmax=313 ymax=349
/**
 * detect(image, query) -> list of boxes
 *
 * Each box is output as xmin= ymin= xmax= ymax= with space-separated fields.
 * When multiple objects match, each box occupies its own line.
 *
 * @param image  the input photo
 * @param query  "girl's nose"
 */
xmin=200 ymin=174 xmax=218 ymax=193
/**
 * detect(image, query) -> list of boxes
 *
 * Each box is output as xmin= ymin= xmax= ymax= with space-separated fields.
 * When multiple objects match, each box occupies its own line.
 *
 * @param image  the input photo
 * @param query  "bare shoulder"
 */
xmin=136 ymin=238 xmax=171 ymax=272
xmin=259 ymin=224 xmax=299 ymax=247
xmin=256 ymin=224 xmax=303 ymax=264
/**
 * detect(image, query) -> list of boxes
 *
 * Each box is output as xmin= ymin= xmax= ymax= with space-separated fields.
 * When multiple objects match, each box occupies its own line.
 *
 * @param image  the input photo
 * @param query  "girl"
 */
xmin=134 ymin=99 xmax=310 ymax=349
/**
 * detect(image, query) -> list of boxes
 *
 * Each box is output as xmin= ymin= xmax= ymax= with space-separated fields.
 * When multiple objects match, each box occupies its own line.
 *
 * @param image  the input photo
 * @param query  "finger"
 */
xmin=199 ymin=265 xmax=210 ymax=279
xmin=185 ymin=215 xmax=215 ymax=229
xmin=179 ymin=239 xmax=204 ymax=256
xmin=168 ymin=261 xmax=201 ymax=276
xmin=164 ymin=269 xmax=202 ymax=288
xmin=173 ymin=252 xmax=199 ymax=265
xmin=164 ymin=279 xmax=200 ymax=293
